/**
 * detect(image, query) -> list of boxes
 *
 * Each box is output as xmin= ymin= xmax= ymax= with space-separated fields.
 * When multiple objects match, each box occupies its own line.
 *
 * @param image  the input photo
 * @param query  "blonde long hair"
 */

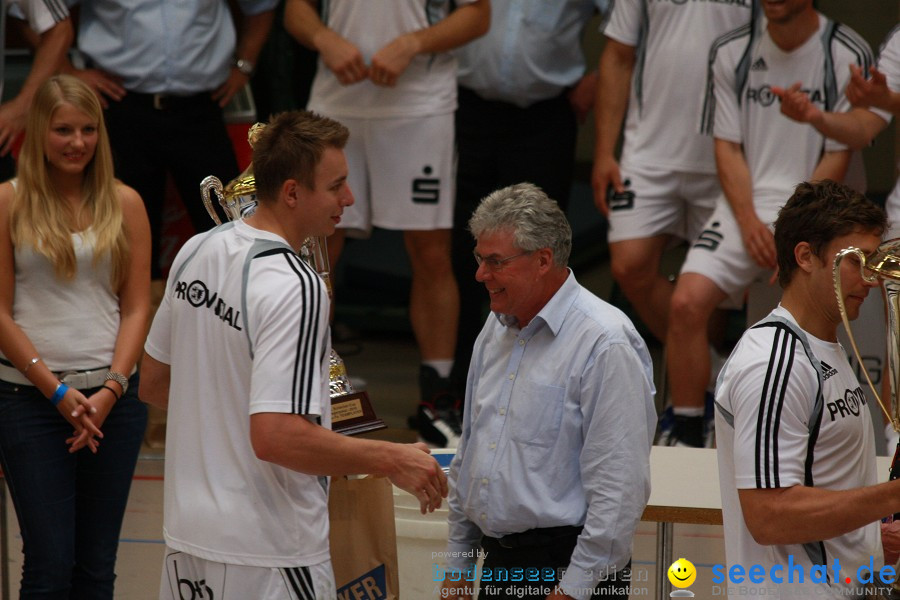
xmin=9 ymin=75 xmax=128 ymax=289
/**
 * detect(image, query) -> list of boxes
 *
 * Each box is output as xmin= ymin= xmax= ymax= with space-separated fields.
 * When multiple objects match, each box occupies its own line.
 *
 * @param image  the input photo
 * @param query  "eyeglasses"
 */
xmin=473 ymin=250 xmax=532 ymax=271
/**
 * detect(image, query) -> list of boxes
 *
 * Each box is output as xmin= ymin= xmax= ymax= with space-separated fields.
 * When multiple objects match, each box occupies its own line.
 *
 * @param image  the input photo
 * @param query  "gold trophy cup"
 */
xmin=200 ymin=125 xmax=385 ymax=436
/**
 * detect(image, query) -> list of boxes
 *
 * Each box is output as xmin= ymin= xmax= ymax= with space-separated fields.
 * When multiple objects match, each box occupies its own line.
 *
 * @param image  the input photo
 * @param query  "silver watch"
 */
xmin=105 ymin=371 xmax=129 ymax=394
xmin=234 ymin=58 xmax=254 ymax=76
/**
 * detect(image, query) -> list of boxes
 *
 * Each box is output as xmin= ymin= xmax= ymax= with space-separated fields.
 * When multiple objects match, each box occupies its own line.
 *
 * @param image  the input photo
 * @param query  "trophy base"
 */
xmin=334 ymin=419 xmax=388 ymax=437
xmin=331 ymin=391 xmax=387 ymax=436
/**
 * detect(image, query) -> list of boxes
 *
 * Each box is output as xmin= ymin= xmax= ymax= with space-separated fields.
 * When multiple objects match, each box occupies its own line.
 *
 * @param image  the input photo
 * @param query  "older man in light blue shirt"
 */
xmin=443 ymin=183 xmax=656 ymax=600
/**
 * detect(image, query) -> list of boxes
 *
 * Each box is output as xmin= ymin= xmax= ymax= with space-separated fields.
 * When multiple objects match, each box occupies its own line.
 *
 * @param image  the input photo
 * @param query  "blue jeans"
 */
xmin=0 ymin=375 xmax=147 ymax=599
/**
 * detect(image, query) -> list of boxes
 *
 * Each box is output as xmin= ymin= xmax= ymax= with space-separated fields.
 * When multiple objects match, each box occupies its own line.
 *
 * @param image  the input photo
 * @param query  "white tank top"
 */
xmin=3 ymin=199 xmax=119 ymax=370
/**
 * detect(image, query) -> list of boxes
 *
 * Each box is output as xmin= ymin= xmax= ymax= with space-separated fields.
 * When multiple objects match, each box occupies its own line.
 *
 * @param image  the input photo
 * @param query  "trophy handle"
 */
xmin=200 ymin=176 xmax=225 ymax=225
xmin=301 ymin=236 xmax=334 ymax=299
xmin=833 ymin=247 xmax=896 ymax=430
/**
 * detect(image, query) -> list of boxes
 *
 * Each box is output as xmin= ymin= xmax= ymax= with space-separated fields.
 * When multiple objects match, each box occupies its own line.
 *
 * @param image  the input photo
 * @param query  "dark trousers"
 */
xmin=104 ymin=93 xmax=240 ymax=278
xmin=0 ymin=375 xmax=147 ymax=599
xmin=452 ymin=87 xmax=578 ymax=387
xmin=478 ymin=529 xmax=631 ymax=599
xmin=0 ymin=153 xmax=14 ymax=182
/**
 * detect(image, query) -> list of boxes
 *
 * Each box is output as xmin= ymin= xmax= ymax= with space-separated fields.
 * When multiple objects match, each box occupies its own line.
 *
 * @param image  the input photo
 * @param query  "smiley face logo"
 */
xmin=668 ymin=558 xmax=696 ymax=588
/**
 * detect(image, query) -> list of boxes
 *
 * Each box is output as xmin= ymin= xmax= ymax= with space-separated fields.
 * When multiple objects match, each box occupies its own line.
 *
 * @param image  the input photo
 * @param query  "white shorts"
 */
xmin=680 ymin=198 xmax=781 ymax=298
xmin=606 ymin=164 xmax=720 ymax=244
xmin=338 ymin=113 xmax=455 ymax=235
xmin=159 ymin=549 xmax=336 ymax=600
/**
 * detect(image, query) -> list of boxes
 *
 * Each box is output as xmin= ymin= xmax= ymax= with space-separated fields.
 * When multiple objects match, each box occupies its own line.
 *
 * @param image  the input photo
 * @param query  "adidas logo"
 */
xmin=750 ymin=57 xmax=768 ymax=71
xmin=821 ymin=361 xmax=838 ymax=380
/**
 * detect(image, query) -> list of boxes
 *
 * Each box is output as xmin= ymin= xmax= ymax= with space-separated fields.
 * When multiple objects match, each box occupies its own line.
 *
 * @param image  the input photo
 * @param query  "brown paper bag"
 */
xmin=328 ymin=475 xmax=399 ymax=600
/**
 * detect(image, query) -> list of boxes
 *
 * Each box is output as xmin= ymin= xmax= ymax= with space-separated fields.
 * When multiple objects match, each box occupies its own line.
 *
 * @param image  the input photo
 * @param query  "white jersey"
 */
xmin=145 ymin=220 xmax=333 ymax=568
xmin=702 ymin=13 xmax=873 ymax=211
xmin=307 ymin=0 xmax=477 ymax=119
xmin=875 ymin=25 xmax=900 ymax=125
xmin=603 ymin=0 xmax=752 ymax=174
xmin=715 ymin=306 xmax=881 ymax=599
xmin=876 ymin=26 xmax=900 ymax=227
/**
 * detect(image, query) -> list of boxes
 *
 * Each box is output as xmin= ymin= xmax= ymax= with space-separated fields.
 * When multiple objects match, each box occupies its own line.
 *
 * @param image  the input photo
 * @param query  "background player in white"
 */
xmin=592 ymin=0 xmax=752 ymax=447
xmin=666 ymin=0 xmax=873 ymax=447
xmin=716 ymin=180 xmax=900 ymax=598
xmin=141 ymin=111 xmax=448 ymax=600
xmin=774 ymin=24 xmax=899 ymax=233
xmin=593 ymin=0 xmax=750 ymax=342
xmin=285 ymin=0 xmax=490 ymax=448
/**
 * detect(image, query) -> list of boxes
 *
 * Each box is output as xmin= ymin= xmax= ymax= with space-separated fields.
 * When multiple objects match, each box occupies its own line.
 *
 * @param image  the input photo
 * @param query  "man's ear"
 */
xmin=794 ymin=241 xmax=815 ymax=274
xmin=536 ymin=247 xmax=554 ymax=272
xmin=281 ymin=179 xmax=300 ymax=208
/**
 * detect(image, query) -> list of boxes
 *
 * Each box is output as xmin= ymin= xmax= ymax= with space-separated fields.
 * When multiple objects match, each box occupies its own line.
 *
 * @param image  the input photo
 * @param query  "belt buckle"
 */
xmin=152 ymin=94 xmax=167 ymax=110
xmin=57 ymin=370 xmax=85 ymax=388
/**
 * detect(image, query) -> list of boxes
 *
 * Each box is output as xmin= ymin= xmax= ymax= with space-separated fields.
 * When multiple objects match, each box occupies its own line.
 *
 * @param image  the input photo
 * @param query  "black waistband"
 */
xmin=120 ymin=91 xmax=213 ymax=111
xmin=483 ymin=525 xmax=583 ymax=550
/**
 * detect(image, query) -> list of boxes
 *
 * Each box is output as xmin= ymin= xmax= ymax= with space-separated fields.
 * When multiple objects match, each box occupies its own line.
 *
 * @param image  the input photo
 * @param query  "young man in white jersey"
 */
xmin=665 ymin=0 xmax=874 ymax=447
xmin=284 ymin=0 xmax=490 ymax=449
xmin=141 ymin=111 xmax=448 ymax=600
xmin=593 ymin=0 xmax=752 ymax=447
xmin=715 ymin=180 xmax=900 ymax=599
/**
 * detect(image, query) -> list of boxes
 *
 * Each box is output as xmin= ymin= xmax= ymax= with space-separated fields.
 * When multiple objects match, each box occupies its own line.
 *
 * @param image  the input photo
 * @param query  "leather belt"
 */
xmin=123 ymin=91 xmax=212 ymax=111
xmin=0 ymin=361 xmax=132 ymax=389
xmin=484 ymin=525 xmax=583 ymax=550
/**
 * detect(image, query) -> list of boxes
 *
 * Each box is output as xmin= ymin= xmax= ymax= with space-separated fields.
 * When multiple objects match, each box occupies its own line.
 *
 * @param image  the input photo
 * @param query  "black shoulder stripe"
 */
xmin=833 ymin=25 xmax=875 ymax=74
xmin=753 ymin=324 xmax=798 ymax=488
xmin=41 ymin=0 xmax=69 ymax=22
xmin=255 ymin=247 xmax=294 ymax=259
xmin=281 ymin=253 xmax=325 ymax=416
xmin=701 ymin=24 xmax=752 ymax=135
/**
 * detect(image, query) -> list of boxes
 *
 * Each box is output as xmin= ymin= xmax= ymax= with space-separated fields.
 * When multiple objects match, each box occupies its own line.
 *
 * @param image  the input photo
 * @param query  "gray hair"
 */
xmin=468 ymin=183 xmax=572 ymax=267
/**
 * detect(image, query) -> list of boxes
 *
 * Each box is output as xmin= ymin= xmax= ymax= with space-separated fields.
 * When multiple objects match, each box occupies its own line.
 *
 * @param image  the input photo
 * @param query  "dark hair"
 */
xmin=774 ymin=180 xmax=887 ymax=288
xmin=252 ymin=110 xmax=349 ymax=203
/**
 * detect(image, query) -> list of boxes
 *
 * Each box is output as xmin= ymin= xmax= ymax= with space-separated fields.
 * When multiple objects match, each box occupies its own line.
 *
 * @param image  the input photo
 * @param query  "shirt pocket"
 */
xmin=510 ymin=381 xmax=566 ymax=447
xmin=521 ymin=0 xmax=566 ymax=34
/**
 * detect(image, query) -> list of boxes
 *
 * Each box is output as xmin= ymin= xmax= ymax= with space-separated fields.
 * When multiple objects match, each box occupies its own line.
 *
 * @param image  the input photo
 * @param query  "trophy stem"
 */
xmin=833 ymin=248 xmax=895 ymax=428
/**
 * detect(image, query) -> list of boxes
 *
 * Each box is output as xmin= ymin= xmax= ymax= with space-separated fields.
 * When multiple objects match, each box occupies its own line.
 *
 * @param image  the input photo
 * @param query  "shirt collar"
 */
xmin=493 ymin=269 xmax=578 ymax=336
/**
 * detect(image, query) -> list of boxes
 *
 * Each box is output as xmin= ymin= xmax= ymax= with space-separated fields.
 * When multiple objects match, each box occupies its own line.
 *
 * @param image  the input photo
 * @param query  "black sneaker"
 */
xmin=656 ymin=393 xmax=716 ymax=448
xmin=415 ymin=366 xmax=462 ymax=448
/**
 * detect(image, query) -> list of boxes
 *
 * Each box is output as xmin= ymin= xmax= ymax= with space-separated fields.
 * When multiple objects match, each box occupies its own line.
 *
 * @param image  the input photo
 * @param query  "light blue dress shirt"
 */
xmin=77 ymin=0 xmax=276 ymax=95
xmin=446 ymin=271 xmax=656 ymax=599
xmin=455 ymin=0 xmax=609 ymax=107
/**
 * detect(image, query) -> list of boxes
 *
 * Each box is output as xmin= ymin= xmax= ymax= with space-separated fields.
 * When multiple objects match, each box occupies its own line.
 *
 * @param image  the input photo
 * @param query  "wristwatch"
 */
xmin=105 ymin=371 xmax=129 ymax=394
xmin=234 ymin=58 xmax=255 ymax=77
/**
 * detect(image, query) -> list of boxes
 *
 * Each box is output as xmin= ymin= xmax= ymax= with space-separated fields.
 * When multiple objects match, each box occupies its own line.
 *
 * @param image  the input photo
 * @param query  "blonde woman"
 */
xmin=0 ymin=74 xmax=150 ymax=598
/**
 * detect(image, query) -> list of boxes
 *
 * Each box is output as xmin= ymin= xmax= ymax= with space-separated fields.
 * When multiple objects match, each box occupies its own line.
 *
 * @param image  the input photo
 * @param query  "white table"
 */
xmin=642 ymin=446 xmax=722 ymax=600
